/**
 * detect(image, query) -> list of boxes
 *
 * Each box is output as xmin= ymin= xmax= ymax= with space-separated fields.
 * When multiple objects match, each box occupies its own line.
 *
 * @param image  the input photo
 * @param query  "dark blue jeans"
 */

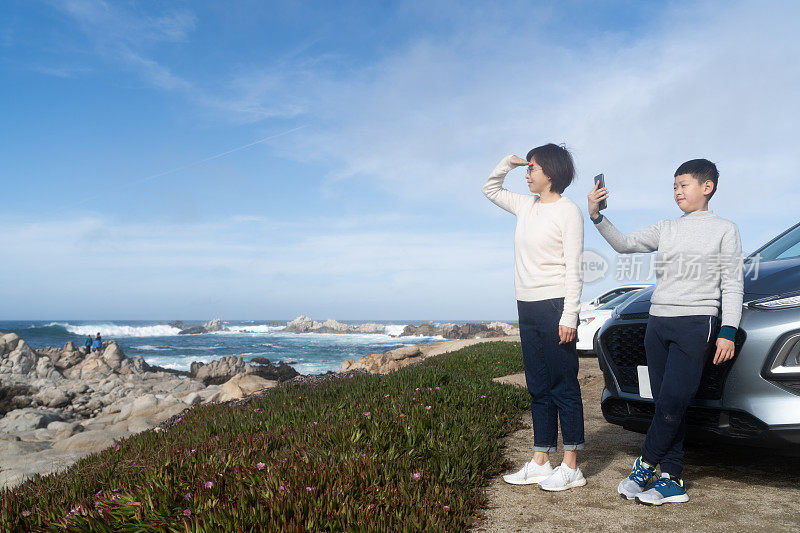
xmin=517 ymin=298 xmax=585 ymax=452
xmin=641 ymin=314 xmax=719 ymax=477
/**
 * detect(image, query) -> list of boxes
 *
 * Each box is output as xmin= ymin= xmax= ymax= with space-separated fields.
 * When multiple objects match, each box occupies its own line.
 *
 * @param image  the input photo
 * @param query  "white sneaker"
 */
xmin=538 ymin=462 xmax=587 ymax=492
xmin=502 ymin=458 xmax=554 ymax=485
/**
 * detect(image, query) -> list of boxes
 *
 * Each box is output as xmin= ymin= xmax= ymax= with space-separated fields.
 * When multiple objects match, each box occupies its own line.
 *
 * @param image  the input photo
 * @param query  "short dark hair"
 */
xmin=674 ymin=159 xmax=719 ymax=199
xmin=526 ymin=143 xmax=575 ymax=194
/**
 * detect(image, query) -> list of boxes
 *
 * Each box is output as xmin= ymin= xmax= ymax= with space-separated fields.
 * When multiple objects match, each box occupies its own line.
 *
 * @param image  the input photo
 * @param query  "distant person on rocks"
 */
xmin=483 ymin=143 xmax=587 ymax=492
xmin=84 ymin=336 xmax=93 ymax=353
xmin=91 ymin=332 xmax=102 ymax=352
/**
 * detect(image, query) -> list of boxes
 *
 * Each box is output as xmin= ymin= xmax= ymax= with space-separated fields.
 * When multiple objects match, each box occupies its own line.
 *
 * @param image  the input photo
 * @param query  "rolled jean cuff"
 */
xmin=563 ymin=443 xmax=585 ymax=451
xmin=534 ymin=444 xmax=557 ymax=453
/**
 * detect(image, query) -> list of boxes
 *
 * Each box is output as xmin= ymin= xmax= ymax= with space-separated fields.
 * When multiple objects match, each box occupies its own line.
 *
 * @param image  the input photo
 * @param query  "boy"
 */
xmin=587 ymin=159 xmax=743 ymax=505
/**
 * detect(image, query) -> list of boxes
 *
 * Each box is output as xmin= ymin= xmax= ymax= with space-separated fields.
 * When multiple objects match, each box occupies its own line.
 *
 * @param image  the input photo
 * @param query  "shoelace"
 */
xmin=629 ymin=464 xmax=655 ymax=485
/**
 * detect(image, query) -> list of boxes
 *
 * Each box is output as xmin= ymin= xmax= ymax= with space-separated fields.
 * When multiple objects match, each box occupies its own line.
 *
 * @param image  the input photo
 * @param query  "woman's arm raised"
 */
xmin=482 ymin=155 xmax=530 ymax=215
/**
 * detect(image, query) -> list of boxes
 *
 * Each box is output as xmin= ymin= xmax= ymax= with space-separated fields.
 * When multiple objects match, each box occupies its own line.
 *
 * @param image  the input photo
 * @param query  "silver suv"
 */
xmin=596 ymin=221 xmax=800 ymax=450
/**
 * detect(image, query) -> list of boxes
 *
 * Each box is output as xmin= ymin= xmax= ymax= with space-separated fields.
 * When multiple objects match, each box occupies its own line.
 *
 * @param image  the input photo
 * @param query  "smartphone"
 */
xmin=594 ymin=174 xmax=607 ymax=211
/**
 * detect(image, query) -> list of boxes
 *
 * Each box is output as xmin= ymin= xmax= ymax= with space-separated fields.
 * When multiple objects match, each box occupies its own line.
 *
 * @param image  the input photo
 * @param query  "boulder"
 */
xmin=284 ymin=316 xmax=385 ymax=334
xmin=35 ymin=356 xmax=62 ymax=380
xmin=1 ymin=333 xmax=21 ymax=354
xmin=218 ymin=374 xmax=277 ymax=402
xmin=0 ymin=385 xmax=35 ymax=415
xmin=339 ymin=345 xmax=423 ymax=374
xmin=178 ymin=318 xmax=227 ymax=335
xmin=35 ymin=387 xmax=71 ymax=408
xmin=400 ymin=321 xmax=508 ymax=339
xmin=248 ymin=357 xmax=300 ymax=382
xmin=191 ymin=356 xmax=248 ymax=385
xmin=0 ymin=408 xmax=62 ymax=433
xmin=2 ymin=340 xmax=37 ymax=375
xmin=100 ymin=342 xmax=125 ymax=369
xmin=51 ymin=430 xmax=128 ymax=453
xmin=283 ymin=315 xmax=322 ymax=333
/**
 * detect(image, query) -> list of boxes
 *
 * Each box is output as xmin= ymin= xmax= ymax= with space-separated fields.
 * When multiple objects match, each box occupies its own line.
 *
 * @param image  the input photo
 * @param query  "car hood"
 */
xmin=743 ymin=256 xmax=800 ymax=296
xmin=615 ymin=256 xmax=800 ymax=311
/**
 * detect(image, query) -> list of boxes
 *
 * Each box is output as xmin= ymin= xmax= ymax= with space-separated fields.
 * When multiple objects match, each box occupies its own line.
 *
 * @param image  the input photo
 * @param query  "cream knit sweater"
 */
xmin=482 ymin=155 xmax=584 ymax=329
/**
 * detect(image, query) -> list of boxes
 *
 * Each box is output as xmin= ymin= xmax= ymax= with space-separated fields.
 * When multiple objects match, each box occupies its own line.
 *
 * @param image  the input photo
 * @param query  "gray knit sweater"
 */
xmin=592 ymin=210 xmax=743 ymax=330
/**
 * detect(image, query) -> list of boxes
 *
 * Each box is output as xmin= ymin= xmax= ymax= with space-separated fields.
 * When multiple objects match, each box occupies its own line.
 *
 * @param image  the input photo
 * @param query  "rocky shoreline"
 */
xmin=0 ymin=332 xmax=302 ymax=490
xmin=0 ymin=321 xmax=519 ymax=490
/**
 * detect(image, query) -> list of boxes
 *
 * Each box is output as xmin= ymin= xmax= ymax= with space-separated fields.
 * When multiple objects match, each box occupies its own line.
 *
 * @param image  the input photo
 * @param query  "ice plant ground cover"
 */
xmin=1 ymin=342 xmax=528 ymax=531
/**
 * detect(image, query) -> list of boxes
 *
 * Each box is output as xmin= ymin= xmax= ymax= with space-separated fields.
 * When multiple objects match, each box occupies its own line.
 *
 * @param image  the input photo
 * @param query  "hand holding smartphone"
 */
xmin=593 ymin=174 xmax=607 ymax=211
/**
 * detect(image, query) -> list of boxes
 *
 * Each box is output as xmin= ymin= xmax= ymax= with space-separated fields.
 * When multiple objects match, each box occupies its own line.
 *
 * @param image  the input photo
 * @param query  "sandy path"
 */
xmin=470 ymin=357 xmax=800 ymax=532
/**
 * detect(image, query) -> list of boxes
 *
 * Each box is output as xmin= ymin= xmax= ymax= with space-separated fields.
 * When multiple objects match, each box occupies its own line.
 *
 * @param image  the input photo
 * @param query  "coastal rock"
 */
xmin=0 ymin=384 xmax=36 ymax=415
xmin=400 ymin=321 xmax=510 ymax=340
xmin=284 ymin=316 xmax=386 ymax=334
xmin=178 ymin=318 xmax=227 ymax=335
xmin=1 ymin=339 xmax=38 ymax=375
xmin=35 ymin=386 xmax=71 ymax=408
xmin=0 ymin=333 xmax=22 ymax=355
xmin=248 ymin=357 xmax=300 ymax=381
xmin=191 ymin=356 xmax=248 ymax=385
xmin=340 ymin=345 xmax=422 ymax=374
xmin=218 ymin=374 xmax=277 ymax=402
xmin=51 ymin=429 xmax=127 ymax=453
xmin=0 ymin=408 xmax=62 ymax=432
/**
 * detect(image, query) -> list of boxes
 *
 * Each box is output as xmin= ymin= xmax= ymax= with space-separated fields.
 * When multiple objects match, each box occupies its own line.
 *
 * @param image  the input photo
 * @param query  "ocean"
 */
xmin=0 ymin=320 xmax=451 ymax=375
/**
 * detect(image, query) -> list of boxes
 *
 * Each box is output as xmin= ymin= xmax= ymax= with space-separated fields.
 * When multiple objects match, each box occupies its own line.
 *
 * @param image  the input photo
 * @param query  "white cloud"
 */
xmin=1 ymin=215 xmax=513 ymax=319
xmin=255 ymin=0 xmax=800 ymax=225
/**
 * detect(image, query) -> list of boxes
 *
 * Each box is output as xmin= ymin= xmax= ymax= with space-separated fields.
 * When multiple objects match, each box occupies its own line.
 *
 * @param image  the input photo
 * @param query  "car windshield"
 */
xmin=749 ymin=223 xmax=800 ymax=262
xmin=596 ymin=290 xmax=640 ymax=310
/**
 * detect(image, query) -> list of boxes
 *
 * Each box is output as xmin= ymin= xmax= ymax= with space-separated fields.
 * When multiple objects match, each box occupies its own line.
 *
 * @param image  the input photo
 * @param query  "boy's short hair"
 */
xmin=674 ymin=159 xmax=719 ymax=199
xmin=526 ymin=143 xmax=575 ymax=194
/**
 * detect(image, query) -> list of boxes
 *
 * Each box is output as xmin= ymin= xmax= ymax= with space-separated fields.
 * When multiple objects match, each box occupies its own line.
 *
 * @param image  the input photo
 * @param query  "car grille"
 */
xmin=601 ymin=398 xmax=768 ymax=438
xmin=600 ymin=321 xmax=746 ymax=400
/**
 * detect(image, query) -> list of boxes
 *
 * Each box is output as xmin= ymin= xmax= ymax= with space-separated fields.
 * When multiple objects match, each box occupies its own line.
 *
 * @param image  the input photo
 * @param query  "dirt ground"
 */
xmin=470 ymin=357 xmax=800 ymax=532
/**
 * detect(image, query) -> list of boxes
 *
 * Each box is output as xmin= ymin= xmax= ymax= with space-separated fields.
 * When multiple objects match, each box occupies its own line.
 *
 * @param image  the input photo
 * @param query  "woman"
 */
xmin=482 ymin=143 xmax=586 ymax=491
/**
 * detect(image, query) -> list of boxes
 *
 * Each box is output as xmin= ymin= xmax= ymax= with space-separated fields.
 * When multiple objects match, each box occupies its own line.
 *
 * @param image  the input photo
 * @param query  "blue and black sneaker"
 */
xmin=635 ymin=473 xmax=689 ymax=505
xmin=617 ymin=456 xmax=658 ymax=500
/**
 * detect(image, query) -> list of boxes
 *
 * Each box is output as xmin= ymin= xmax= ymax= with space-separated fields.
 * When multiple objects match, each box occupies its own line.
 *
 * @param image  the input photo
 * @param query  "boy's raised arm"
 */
xmin=482 ymin=155 xmax=529 ymax=215
xmin=719 ymin=224 xmax=744 ymax=332
xmin=591 ymin=214 xmax=662 ymax=254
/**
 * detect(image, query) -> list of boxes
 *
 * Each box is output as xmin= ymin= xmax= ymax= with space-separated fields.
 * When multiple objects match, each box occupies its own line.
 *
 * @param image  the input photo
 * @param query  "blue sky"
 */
xmin=2 ymin=0 xmax=799 ymax=320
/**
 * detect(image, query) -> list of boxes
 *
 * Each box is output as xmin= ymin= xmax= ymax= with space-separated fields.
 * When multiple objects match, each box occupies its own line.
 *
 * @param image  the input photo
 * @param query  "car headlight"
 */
xmin=579 ymin=317 xmax=595 ymax=325
xmin=765 ymin=332 xmax=800 ymax=376
xmin=748 ymin=290 xmax=800 ymax=310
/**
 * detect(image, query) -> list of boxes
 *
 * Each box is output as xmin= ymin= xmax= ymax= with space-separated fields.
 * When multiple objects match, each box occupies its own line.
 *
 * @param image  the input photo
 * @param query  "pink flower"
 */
xmin=189 ymin=449 xmax=196 ymax=455
xmin=312 ymin=421 xmax=318 ymax=425
xmin=113 ymin=444 xmax=120 ymax=451
xmin=279 ymin=485 xmax=285 ymax=490
xmin=444 ymin=505 xmax=450 ymax=510
xmin=94 ymin=490 xmax=102 ymax=497
xmin=364 ymin=411 xmax=371 ymax=416
xmin=175 ymin=418 xmax=183 ymax=423
xmin=384 ymin=394 xmax=390 ymax=397
xmin=481 ymin=395 xmax=486 ymax=398
xmin=415 ymin=387 xmax=420 ymax=391
xmin=435 ymin=387 xmax=440 ymax=390
xmin=184 ymin=493 xmax=192 ymax=500
xmin=204 ymin=481 xmax=213 ymax=489
xmin=256 ymin=462 xmax=265 ymax=470
xmin=306 ymin=486 xmax=313 ymax=492
xmin=412 ymin=472 xmax=422 ymax=480
xmin=183 ymin=509 xmax=191 ymax=517
xmin=425 ymin=405 xmax=432 ymax=410
xmin=349 ymin=374 xmax=354 ymax=378
xmin=21 ymin=510 xmax=30 ymax=517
